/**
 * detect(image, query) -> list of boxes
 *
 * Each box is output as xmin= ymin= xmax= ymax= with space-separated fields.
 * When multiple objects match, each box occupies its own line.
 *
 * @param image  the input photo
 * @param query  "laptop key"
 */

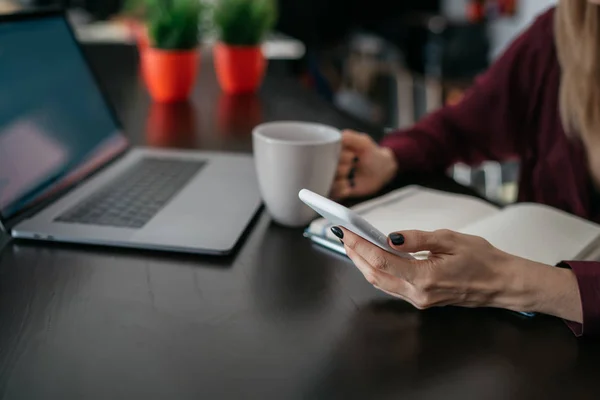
xmin=55 ymin=158 xmax=206 ymax=229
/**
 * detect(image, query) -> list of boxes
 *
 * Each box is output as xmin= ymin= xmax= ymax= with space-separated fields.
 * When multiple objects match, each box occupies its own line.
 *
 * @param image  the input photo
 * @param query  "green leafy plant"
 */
xmin=124 ymin=0 xmax=205 ymax=50
xmin=213 ymin=0 xmax=277 ymax=46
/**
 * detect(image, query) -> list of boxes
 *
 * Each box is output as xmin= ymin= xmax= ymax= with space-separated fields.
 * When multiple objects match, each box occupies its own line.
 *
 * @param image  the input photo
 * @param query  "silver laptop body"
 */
xmin=0 ymin=11 xmax=261 ymax=255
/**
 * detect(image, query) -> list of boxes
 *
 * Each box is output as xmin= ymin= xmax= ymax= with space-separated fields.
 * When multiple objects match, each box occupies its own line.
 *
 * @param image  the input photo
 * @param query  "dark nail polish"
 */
xmin=353 ymin=156 xmax=359 ymax=164
xmin=389 ymin=233 xmax=405 ymax=246
xmin=348 ymin=167 xmax=356 ymax=180
xmin=331 ymin=226 xmax=344 ymax=239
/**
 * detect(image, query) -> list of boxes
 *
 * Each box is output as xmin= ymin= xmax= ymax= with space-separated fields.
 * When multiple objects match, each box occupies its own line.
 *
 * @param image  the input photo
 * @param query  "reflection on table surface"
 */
xmin=145 ymin=101 xmax=199 ymax=149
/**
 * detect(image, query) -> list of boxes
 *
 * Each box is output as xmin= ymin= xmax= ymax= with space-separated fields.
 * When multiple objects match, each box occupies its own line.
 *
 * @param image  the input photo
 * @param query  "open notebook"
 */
xmin=305 ymin=186 xmax=600 ymax=265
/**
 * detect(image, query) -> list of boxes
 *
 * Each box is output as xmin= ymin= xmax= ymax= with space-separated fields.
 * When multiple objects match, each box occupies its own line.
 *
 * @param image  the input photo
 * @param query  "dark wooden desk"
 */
xmin=1 ymin=45 xmax=599 ymax=400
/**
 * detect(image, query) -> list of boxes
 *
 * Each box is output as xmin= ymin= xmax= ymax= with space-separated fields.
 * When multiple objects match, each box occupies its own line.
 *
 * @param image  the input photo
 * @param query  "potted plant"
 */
xmin=213 ymin=0 xmax=276 ymax=94
xmin=133 ymin=0 xmax=205 ymax=102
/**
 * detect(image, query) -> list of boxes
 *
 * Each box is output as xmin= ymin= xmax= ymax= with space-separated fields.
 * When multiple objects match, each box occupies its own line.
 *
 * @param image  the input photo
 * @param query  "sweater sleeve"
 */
xmin=380 ymin=12 xmax=548 ymax=174
xmin=558 ymin=261 xmax=600 ymax=337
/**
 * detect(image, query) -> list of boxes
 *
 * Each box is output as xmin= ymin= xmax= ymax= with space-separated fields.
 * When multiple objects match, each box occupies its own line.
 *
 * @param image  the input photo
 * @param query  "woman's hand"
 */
xmin=330 ymin=130 xmax=399 ymax=200
xmin=333 ymin=227 xmax=583 ymax=323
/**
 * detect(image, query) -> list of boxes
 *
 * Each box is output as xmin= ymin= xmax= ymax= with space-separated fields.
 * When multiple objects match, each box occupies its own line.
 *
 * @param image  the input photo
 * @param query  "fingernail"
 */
xmin=348 ymin=167 xmax=356 ymax=180
xmin=349 ymin=178 xmax=355 ymax=188
xmin=353 ymin=156 xmax=359 ymax=164
xmin=389 ymin=233 xmax=404 ymax=246
xmin=331 ymin=226 xmax=344 ymax=239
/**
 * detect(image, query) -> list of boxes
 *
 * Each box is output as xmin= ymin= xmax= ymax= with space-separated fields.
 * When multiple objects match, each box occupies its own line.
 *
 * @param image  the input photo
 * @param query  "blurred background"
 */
xmin=0 ymin=0 xmax=557 ymax=204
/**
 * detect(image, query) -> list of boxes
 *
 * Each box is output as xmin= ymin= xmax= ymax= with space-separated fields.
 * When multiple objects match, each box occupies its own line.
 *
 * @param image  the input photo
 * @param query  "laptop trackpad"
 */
xmin=131 ymin=156 xmax=261 ymax=253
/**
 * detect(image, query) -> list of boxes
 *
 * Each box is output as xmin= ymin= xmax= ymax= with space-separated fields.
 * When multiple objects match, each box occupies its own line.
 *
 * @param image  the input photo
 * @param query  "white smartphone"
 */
xmin=299 ymin=189 xmax=415 ymax=259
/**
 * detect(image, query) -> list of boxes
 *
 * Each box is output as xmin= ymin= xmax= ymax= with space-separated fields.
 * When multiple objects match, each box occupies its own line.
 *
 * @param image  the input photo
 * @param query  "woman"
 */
xmin=330 ymin=0 xmax=600 ymax=336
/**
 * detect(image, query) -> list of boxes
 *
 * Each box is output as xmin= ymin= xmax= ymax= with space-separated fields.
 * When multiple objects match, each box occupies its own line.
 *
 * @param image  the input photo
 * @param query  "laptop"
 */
xmin=0 ymin=10 xmax=262 ymax=255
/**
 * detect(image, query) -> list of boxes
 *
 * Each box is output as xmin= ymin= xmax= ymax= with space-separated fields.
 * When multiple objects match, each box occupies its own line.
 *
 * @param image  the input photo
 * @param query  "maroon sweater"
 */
xmin=380 ymin=8 xmax=600 ymax=336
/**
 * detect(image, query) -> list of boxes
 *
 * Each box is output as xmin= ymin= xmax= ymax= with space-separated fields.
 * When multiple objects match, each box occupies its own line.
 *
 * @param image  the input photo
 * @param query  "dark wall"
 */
xmin=276 ymin=0 xmax=440 ymax=47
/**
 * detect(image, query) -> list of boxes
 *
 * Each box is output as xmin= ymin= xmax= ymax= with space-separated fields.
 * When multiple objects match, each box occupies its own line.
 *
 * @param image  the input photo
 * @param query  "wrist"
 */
xmin=531 ymin=266 xmax=583 ymax=323
xmin=379 ymin=146 xmax=399 ymax=185
xmin=495 ymin=255 xmax=583 ymax=323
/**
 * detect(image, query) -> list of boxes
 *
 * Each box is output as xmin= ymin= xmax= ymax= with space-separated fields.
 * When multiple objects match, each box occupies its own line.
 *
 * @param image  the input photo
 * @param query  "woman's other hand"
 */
xmin=333 ymin=227 xmax=583 ymax=324
xmin=330 ymin=130 xmax=399 ymax=200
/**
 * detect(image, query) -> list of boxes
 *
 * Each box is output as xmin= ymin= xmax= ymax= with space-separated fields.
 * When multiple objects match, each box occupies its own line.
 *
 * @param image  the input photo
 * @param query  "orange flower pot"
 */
xmin=214 ymin=43 xmax=266 ymax=94
xmin=142 ymin=48 xmax=200 ymax=103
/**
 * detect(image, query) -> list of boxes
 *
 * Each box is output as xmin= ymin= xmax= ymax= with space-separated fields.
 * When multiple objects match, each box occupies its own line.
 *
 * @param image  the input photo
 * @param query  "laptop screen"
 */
xmin=0 ymin=14 xmax=128 ymax=221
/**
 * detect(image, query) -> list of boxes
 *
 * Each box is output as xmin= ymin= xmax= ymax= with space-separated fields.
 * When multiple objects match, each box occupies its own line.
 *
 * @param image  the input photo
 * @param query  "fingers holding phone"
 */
xmin=330 ymin=130 xmax=399 ymax=200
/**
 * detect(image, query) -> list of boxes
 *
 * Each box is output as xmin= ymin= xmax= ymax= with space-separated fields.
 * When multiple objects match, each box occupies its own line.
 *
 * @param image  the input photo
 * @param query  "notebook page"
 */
xmin=308 ymin=186 xmax=500 ymax=242
xmin=459 ymin=203 xmax=600 ymax=265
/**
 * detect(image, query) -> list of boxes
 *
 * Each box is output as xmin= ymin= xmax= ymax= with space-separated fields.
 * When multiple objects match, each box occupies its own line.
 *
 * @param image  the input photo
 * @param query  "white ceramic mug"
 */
xmin=253 ymin=122 xmax=342 ymax=227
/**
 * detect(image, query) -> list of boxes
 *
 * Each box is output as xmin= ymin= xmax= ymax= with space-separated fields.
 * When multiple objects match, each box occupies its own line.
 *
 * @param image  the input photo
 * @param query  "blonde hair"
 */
xmin=556 ymin=0 xmax=600 ymax=141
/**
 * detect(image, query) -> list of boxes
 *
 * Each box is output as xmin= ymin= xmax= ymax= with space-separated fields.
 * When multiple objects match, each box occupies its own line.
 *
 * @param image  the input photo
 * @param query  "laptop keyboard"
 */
xmin=55 ymin=158 xmax=206 ymax=229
